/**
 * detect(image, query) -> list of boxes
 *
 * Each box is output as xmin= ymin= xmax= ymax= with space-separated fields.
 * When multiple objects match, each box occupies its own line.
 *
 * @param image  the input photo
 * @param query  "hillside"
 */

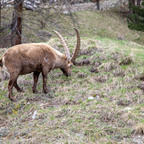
xmin=1 ymin=7 xmax=144 ymax=46
xmin=24 ymin=10 xmax=144 ymax=45
xmin=0 ymin=9 xmax=144 ymax=143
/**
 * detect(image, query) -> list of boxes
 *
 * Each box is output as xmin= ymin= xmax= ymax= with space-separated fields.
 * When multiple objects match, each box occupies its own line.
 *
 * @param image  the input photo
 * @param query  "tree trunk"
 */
xmin=96 ymin=0 xmax=100 ymax=10
xmin=11 ymin=0 xmax=23 ymax=46
xmin=0 ymin=0 xmax=1 ymax=28
xmin=129 ymin=0 xmax=135 ymax=14
xmin=137 ymin=0 xmax=141 ymax=6
xmin=0 ymin=0 xmax=1 ymax=47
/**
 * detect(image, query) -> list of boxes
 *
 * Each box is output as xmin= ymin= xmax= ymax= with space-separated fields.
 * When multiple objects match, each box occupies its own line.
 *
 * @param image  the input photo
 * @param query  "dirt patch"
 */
xmin=77 ymin=71 xmax=87 ymax=78
xmin=113 ymin=68 xmax=125 ymax=77
xmin=97 ymin=62 xmax=118 ymax=72
xmin=133 ymin=124 xmax=144 ymax=135
xmin=117 ymin=100 xmax=131 ymax=106
xmin=80 ymin=46 xmax=103 ymax=56
xmin=111 ymin=52 xmax=123 ymax=61
xmin=75 ymin=59 xmax=90 ymax=66
xmin=136 ymin=73 xmax=144 ymax=81
xmin=95 ymin=75 xmax=108 ymax=83
xmin=64 ymin=99 xmax=81 ymax=105
xmin=119 ymin=56 xmax=133 ymax=65
xmin=18 ymin=79 xmax=33 ymax=86
xmin=90 ymin=67 xmax=99 ymax=73
xmin=137 ymin=84 xmax=144 ymax=91
xmin=26 ymin=96 xmax=43 ymax=102
xmin=39 ymin=97 xmax=66 ymax=109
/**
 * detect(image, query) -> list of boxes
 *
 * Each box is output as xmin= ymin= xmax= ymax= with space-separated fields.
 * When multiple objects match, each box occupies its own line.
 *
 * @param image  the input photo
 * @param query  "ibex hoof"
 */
xmin=9 ymin=96 xmax=17 ymax=102
xmin=18 ymin=89 xmax=24 ymax=93
xmin=33 ymin=89 xmax=38 ymax=93
xmin=43 ymin=88 xmax=50 ymax=94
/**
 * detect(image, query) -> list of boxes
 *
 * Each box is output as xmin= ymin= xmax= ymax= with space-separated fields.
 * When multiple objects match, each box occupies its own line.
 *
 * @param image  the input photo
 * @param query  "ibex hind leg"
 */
xmin=8 ymin=74 xmax=19 ymax=101
xmin=32 ymin=71 xmax=40 ymax=93
xmin=14 ymin=79 xmax=24 ymax=92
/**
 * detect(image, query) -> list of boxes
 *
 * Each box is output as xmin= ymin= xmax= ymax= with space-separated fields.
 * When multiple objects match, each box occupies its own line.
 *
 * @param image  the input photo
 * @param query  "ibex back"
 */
xmin=0 ymin=28 xmax=80 ymax=101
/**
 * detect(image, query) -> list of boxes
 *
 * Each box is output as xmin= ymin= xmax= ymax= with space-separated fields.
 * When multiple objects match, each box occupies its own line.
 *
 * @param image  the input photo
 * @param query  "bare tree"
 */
xmin=11 ymin=0 xmax=23 ymax=46
xmin=0 ymin=0 xmax=2 ymax=47
xmin=0 ymin=0 xmax=1 ymax=28
xmin=137 ymin=0 xmax=141 ymax=6
xmin=129 ymin=0 xmax=135 ymax=14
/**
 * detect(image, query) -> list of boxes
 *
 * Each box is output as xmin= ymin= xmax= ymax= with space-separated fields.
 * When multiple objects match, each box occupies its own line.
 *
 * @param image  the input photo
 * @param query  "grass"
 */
xmin=0 ymin=35 xmax=144 ymax=143
xmin=1 ymin=7 xmax=144 ymax=46
xmin=1 ymin=6 xmax=144 ymax=143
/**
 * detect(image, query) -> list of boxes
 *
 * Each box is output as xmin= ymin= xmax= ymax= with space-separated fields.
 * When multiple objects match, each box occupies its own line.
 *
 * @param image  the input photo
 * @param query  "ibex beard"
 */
xmin=0 ymin=28 xmax=80 ymax=101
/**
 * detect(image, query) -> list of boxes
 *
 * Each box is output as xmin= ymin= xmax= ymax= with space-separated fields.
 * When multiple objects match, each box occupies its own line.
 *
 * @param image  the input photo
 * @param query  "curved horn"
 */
xmin=53 ymin=30 xmax=70 ymax=59
xmin=71 ymin=28 xmax=81 ymax=63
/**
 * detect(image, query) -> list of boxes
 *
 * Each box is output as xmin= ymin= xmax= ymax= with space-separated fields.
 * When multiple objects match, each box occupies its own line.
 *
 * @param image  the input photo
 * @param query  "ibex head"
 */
xmin=53 ymin=28 xmax=80 ymax=77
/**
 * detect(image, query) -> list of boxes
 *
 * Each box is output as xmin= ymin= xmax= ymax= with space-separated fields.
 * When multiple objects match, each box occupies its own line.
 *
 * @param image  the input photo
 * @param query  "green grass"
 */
xmin=0 ymin=7 xmax=144 ymax=143
xmin=0 ymin=36 xmax=144 ymax=143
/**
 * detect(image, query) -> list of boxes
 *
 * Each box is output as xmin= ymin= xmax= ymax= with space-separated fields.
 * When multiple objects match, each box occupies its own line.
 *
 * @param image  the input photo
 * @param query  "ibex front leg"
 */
xmin=42 ymin=67 xmax=50 ymax=94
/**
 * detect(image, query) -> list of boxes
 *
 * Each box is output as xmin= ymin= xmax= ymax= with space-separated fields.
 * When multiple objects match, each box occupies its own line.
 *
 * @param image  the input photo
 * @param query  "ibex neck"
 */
xmin=54 ymin=53 xmax=67 ymax=69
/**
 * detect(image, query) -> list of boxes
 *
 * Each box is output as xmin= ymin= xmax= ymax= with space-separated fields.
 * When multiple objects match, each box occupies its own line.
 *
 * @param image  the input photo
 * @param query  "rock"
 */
xmin=35 ymin=1 xmax=41 ymax=5
xmin=24 ymin=0 xmax=38 ymax=11
xmin=24 ymin=4 xmax=35 ymax=11
xmin=32 ymin=111 xmax=37 ymax=120
xmin=25 ymin=1 xmax=32 ymax=5
xmin=117 ymin=100 xmax=130 ymax=106
xmin=63 ymin=10 xmax=70 ymax=15
xmin=118 ymin=36 xmax=124 ymax=40
xmin=88 ymin=96 xmax=94 ymax=100
xmin=124 ymin=107 xmax=132 ymax=111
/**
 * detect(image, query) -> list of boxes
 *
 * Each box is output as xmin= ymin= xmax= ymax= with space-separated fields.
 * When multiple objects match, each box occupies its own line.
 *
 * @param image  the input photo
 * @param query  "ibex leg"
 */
xmin=32 ymin=71 xmax=40 ymax=93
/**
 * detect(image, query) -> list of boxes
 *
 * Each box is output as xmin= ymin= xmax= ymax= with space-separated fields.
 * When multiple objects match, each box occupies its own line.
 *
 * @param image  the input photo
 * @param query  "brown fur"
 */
xmin=0 ymin=43 xmax=72 ymax=101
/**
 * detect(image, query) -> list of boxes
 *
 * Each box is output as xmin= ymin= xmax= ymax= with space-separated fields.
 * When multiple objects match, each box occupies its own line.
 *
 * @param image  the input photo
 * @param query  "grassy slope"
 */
xmin=78 ymin=10 xmax=144 ymax=45
xmin=0 ymin=10 xmax=144 ymax=143
xmin=1 ymin=8 xmax=143 ymax=44
xmin=22 ymin=9 xmax=144 ymax=45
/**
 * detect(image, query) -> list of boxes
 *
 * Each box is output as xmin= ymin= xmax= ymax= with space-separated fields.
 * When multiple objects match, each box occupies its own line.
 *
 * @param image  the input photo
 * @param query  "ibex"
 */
xmin=0 ymin=28 xmax=80 ymax=101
